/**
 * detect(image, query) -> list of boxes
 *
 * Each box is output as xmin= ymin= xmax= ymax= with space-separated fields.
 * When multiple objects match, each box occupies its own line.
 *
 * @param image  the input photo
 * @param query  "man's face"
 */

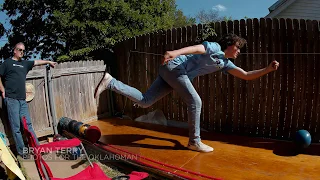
xmin=225 ymin=42 xmax=240 ymax=59
xmin=14 ymin=44 xmax=25 ymax=59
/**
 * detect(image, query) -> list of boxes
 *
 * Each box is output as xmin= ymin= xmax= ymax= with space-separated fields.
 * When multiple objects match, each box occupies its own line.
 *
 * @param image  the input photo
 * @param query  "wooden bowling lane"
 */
xmin=90 ymin=118 xmax=320 ymax=180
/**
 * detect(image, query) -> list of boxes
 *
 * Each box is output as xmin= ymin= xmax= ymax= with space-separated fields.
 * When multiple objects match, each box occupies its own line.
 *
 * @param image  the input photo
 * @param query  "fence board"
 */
xmin=311 ymin=21 xmax=320 ymax=136
xmin=135 ymin=35 xmax=144 ymax=118
xmin=116 ymin=40 xmax=125 ymax=116
xmin=67 ymin=62 xmax=76 ymax=119
xmin=252 ymin=18 xmax=261 ymax=135
xmin=62 ymin=63 xmax=70 ymax=118
xmin=220 ymin=21 xmax=228 ymax=131
xmin=271 ymin=18 xmax=281 ymax=138
xmin=149 ymin=33 xmax=156 ymax=111
xmin=291 ymin=19 xmax=302 ymax=137
xmin=239 ymin=19 xmax=247 ymax=133
xmin=305 ymin=20 xmax=315 ymax=131
xmin=316 ymin=21 xmax=320 ymax=139
xmin=299 ymin=19 xmax=307 ymax=129
xmin=140 ymin=35 xmax=147 ymax=116
xmin=232 ymin=20 xmax=240 ymax=133
xmin=145 ymin=34 xmax=152 ymax=114
xmin=258 ymin=18 xmax=267 ymax=136
xmin=227 ymin=20 xmax=235 ymax=133
xmin=284 ymin=19 xmax=294 ymax=138
xmin=128 ymin=38 xmax=136 ymax=117
xmin=265 ymin=18 xmax=274 ymax=137
xmin=83 ymin=61 xmax=92 ymax=118
xmin=26 ymin=69 xmax=45 ymax=79
xmin=277 ymin=18 xmax=288 ymax=138
xmin=214 ymin=21 xmax=222 ymax=131
xmin=75 ymin=61 xmax=84 ymax=120
xmin=246 ymin=19 xmax=254 ymax=134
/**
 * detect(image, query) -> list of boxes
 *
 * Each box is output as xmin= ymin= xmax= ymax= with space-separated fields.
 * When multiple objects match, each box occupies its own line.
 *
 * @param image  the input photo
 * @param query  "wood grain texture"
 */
xmin=91 ymin=118 xmax=320 ymax=180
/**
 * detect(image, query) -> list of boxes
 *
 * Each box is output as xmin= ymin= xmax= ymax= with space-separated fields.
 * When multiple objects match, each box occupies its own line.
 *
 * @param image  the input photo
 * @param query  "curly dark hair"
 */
xmin=217 ymin=33 xmax=246 ymax=51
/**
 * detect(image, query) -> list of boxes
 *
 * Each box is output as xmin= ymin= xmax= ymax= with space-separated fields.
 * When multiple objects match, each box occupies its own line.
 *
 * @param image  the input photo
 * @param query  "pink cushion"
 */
xmin=51 ymin=163 xmax=110 ymax=180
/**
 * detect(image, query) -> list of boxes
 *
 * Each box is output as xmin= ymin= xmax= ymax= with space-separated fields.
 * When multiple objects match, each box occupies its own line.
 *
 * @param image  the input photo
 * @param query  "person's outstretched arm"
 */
xmin=162 ymin=44 xmax=206 ymax=65
xmin=228 ymin=60 xmax=279 ymax=80
xmin=34 ymin=60 xmax=57 ymax=67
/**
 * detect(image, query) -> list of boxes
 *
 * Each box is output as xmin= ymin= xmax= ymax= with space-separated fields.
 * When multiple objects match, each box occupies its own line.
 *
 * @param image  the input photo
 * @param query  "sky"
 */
xmin=0 ymin=0 xmax=8 ymax=47
xmin=0 ymin=0 xmax=279 ymax=48
xmin=175 ymin=0 xmax=278 ymax=20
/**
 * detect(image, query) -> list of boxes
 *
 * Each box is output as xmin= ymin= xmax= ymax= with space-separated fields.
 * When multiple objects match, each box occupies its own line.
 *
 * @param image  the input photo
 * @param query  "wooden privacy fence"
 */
xmin=113 ymin=18 xmax=320 ymax=142
xmin=0 ymin=60 xmax=112 ymax=144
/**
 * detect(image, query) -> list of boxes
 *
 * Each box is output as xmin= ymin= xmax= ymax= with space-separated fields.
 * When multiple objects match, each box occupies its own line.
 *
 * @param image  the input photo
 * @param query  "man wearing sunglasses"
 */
xmin=0 ymin=42 xmax=57 ymax=159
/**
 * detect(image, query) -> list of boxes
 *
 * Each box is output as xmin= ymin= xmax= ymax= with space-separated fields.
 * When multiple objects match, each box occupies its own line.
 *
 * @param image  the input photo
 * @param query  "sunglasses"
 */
xmin=16 ymin=48 xmax=25 ymax=53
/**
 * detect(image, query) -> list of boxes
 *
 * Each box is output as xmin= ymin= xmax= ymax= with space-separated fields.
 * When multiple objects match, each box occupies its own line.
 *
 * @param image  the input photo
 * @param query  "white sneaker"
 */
xmin=187 ymin=141 xmax=214 ymax=153
xmin=94 ymin=73 xmax=113 ymax=99
xmin=103 ymin=73 xmax=113 ymax=86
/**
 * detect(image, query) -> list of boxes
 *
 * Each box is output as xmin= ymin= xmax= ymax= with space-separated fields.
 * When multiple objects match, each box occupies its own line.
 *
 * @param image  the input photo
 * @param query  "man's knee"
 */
xmin=188 ymin=96 xmax=202 ymax=109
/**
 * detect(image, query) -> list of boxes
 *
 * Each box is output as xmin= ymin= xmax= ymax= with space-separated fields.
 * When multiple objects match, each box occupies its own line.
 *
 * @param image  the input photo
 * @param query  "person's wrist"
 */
xmin=265 ymin=67 xmax=273 ymax=73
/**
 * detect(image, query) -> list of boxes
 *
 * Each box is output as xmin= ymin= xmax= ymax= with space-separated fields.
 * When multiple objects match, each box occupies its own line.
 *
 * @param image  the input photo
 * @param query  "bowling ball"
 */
xmin=68 ymin=120 xmax=78 ymax=132
xmin=85 ymin=126 xmax=101 ymax=143
xmin=58 ymin=117 xmax=73 ymax=132
xmin=73 ymin=122 xmax=84 ymax=136
xmin=294 ymin=130 xmax=312 ymax=148
xmin=79 ymin=124 xmax=90 ymax=137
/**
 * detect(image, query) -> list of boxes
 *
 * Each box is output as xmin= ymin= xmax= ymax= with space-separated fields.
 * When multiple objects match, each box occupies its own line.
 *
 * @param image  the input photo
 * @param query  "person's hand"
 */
xmin=267 ymin=60 xmax=279 ymax=72
xmin=2 ymin=91 xmax=5 ymax=99
xmin=49 ymin=61 xmax=57 ymax=68
xmin=162 ymin=51 xmax=178 ymax=65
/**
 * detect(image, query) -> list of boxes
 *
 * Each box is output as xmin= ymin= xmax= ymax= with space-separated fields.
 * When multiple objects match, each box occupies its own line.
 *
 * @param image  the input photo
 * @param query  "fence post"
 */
xmin=46 ymin=65 xmax=58 ymax=134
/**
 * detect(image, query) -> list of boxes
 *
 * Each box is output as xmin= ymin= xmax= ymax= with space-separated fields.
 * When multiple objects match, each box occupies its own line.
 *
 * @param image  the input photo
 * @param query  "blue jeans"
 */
xmin=4 ymin=97 xmax=39 ymax=156
xmin=108 ymin=62 xmax=201 ymax=144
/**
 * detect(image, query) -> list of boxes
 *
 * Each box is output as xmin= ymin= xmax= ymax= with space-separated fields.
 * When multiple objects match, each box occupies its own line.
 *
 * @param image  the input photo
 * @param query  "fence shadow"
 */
xmin=100 ymin=134 xmax=186 ymax=150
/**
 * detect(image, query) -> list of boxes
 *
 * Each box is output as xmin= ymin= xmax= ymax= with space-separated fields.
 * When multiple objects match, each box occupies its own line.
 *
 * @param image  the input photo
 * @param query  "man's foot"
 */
xmin=187 ymin=141 xmax=214 ymax=153
xmin=94 ymin=73 xmax=113 ymax=99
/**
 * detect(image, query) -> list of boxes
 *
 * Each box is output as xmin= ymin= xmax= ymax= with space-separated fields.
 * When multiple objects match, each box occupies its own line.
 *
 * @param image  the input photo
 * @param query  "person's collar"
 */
xmin=12 ymin=57 xmax=22 ymax=61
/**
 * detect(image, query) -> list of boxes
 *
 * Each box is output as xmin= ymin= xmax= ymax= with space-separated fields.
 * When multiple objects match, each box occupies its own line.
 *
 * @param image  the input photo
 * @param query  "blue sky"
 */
xmin=176 ymin=0 xmax=278 ymax=20
xmin=0 ymin=0 xmax=9 ymax=47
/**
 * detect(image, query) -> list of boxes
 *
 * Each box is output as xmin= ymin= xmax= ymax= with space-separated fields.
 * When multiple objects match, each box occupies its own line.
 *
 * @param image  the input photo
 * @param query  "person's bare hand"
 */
xmin=49 ymin=61 xmax=57 ymax=68
xmin=267 ymin=60 xmax=279 ymax=72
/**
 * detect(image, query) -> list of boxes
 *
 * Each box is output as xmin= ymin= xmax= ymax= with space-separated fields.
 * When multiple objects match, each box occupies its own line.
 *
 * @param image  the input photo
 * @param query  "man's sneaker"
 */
xmin=94 ymin=72 xmax=113 ymax=99
xmin=187 ymin=141 xmax=214 ymax=153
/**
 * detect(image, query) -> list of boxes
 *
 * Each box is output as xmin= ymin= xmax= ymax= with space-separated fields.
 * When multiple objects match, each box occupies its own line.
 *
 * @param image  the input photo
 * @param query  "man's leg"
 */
xmin=96 ymin=73 xmax=172 ymax=108
xmin=19 ymin=100 xmax=39 ymax=146
xmin=4 ymin=97 xmax=26 ymax=156
xmin=159 ymin=64 xmax=213 ymax=152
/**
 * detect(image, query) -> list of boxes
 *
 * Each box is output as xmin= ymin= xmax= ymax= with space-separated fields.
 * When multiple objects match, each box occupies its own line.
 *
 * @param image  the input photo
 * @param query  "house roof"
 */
xmin=265 ymin=0 xmax=297 ymax=18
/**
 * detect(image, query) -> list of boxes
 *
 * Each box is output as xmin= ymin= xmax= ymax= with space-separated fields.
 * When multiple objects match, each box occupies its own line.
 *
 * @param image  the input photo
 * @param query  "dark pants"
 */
xmin=4 ymin=97 xmax=39 ymax=156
